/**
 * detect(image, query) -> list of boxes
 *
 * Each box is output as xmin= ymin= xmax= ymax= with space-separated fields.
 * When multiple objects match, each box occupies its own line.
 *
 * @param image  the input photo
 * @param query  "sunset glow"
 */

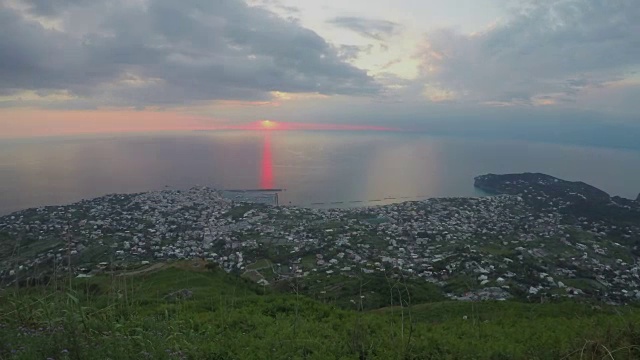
xmin=260 ymin=120 xmax=278 ymax=130
xmin=0 ymin=110 xmax=399 ymax=139
xmin=234 ymin=121 xmax=399 ymax=132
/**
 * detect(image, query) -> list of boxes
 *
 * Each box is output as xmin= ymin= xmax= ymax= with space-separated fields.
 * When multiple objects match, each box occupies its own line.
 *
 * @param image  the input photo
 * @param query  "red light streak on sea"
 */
xmin=260 ymin=133 xmax=274 ymax=189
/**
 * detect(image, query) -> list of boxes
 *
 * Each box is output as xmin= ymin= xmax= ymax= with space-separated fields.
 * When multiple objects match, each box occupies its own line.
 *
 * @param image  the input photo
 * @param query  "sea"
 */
xmin=1 ymin=130 xmax=640 ymax=215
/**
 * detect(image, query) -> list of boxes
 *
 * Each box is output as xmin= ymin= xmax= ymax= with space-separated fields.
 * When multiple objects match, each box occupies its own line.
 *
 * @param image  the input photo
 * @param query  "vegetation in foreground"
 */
xmin=2 ymin=261 xmax=640 ymax=360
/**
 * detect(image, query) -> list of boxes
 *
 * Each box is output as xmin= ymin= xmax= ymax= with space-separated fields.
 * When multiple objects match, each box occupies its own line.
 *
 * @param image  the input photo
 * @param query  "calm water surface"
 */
xmin=1 ymin=131 xmax=639 ymax=215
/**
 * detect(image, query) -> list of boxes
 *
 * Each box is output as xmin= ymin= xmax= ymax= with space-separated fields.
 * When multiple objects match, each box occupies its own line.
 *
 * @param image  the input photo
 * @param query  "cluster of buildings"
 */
xmin=1 ymin=181 xmax=639 ymax=304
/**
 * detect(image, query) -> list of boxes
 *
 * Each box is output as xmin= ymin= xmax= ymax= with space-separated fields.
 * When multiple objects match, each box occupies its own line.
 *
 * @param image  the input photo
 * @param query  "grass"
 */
xmin=300 ymin=255 xmax=317 ymax=270
xmin=241 ymin=270 xmax=265 ymax=282
xmin=285 ymin=272 xmax=446 ymax=310
xmin=0 ymin=232 xmax=62 ymax=263
xmin=1 ymin=261 xmax=640 ymax=359
xmin=479 ymin=244 xmax=516 ymax=256
xmin=245 ymin=259 xmax=272 ymax=271
xmin=223 ymin=205 xmax=255 ymax=220
xmin=563 ymin=278 xmax=607 ymax=291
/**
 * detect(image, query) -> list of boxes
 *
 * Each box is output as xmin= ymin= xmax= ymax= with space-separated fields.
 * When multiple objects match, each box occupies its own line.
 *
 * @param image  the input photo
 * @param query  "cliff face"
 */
xmin=637 ymin=193 xmax=640 ymax=202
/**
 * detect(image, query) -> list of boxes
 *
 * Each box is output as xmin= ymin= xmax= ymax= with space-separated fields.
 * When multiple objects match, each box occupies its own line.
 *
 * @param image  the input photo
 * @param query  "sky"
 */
xmin=1 ymin=0 xmax=639 ymax=145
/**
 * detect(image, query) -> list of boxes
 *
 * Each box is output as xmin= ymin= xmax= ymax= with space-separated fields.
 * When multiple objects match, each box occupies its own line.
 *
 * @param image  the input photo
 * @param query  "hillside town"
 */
xmin=1 ymin=174 xmax=639 ymax=304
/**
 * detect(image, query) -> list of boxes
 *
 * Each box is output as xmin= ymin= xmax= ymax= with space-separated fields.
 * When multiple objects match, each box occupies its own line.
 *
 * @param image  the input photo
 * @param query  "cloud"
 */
xmin=0 ymin=0 xmax=379 ymax=108
xmin=327 ymin=16 xmax=400 ymax=41
xmin=20 ymin=0 xmax=95 ymax=16
xmin=246 ymin=0 xmax=300 ymax=15
xmin=419 ymin=0 xmax=640 ymax=105
xmin=337 ymin=44 xmax=375 ymax=61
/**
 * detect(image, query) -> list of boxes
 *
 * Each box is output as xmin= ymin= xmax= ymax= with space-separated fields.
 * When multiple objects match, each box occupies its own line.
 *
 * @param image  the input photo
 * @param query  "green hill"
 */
xmin=2 ymin=261 xmax=640 ymax=359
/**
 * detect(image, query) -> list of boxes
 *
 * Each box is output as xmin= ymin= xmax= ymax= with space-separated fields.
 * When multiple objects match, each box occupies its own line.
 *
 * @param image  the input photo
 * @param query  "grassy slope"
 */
xmin=1 ymin=262 xmax=640 ymax=360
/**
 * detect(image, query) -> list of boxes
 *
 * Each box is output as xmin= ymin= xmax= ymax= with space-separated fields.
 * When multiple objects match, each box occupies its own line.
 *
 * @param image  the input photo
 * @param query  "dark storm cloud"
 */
xmin=0 ymin=0 xmax=378 ymax=107
xmin=421 ymin=0 xmax=640 ymax=104
xmin=328 ymin=16 xmax=400 ymax=41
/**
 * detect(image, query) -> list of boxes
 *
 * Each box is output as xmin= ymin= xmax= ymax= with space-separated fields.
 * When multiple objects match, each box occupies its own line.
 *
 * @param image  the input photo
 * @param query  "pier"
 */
xmin=222 ymin=189 xmax=284 ymax=206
